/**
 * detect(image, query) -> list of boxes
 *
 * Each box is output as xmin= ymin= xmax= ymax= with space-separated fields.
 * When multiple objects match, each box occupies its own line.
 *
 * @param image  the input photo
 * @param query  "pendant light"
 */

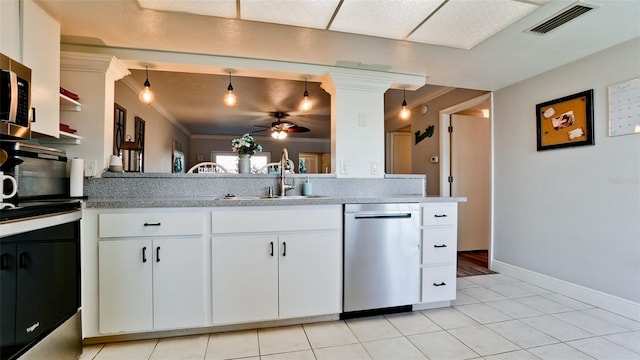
xmin=138 ymin=66 xmax=155 ymax=104
xmin=399 ymin=88 xmax=410 ymax=120
xmin=223 ymin=71 xmax=237 ymax=107
xmin=300 ymin=77 xmax=312 ymax=112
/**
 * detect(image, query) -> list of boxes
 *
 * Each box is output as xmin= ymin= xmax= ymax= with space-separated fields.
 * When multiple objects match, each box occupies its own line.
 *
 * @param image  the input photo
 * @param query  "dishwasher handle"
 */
xmin=354 ymin=213 xmax=413 ymax=219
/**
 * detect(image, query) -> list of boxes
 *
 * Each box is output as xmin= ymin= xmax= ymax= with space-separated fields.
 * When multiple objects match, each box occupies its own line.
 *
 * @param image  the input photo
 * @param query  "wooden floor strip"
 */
xmin=457 ymin=250 xmax=497 ymax=277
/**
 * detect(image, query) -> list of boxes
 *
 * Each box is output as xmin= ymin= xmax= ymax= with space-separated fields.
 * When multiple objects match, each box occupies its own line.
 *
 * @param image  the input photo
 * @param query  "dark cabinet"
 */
xmin=0 ymin=221 xmax=79 ymax=360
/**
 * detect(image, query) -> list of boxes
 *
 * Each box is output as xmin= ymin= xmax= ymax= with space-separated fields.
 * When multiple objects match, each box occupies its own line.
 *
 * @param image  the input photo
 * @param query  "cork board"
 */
xmin=536 ymin=89 xmax=594 ymax=151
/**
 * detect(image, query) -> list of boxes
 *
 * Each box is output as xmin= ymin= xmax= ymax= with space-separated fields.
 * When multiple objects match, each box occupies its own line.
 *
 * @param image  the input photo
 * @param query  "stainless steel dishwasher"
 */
xmin=343 ymin=203 xmax=421 ymax=313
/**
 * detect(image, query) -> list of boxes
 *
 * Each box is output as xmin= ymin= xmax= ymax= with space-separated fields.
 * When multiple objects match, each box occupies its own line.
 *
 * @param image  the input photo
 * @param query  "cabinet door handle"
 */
xmin=434 ymin=244 xmax=447 ymax=248
xmin=18 ymin=252 xmax=28 ymax=269
xmin=142 ymin=246 xmax=147 ymax=263
xmin=0 ymin=254 xmax=9 ymax=270
xmin=282 ymin=242 xmax=286 ymax=257
xmin=433 ymin=282 xmax=447 ymax=287
xmin=434 ymin=214 xmax=448 ymax=218
xmin=269 ymin=242 xmax=274 ymax=256
xmin=144 ymin=222 xmax=161 ymax=227
xmin=156 ymin=246 xmax=160 ymax=262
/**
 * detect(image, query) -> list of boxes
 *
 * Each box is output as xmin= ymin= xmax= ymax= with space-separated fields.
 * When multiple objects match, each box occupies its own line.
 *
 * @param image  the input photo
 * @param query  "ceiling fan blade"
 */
xmin=287 ymin=125 xmax=310 ymax=133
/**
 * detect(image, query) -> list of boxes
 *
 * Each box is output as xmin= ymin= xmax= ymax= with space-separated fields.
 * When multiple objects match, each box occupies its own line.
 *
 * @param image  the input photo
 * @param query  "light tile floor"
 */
xmin=80 ymin=274 xmax=640 ymax=360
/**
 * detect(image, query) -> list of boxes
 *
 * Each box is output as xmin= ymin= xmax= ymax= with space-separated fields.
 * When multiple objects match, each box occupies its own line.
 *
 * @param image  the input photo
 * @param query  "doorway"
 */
xmin=439 ymin=93 xmax=493 ymax=273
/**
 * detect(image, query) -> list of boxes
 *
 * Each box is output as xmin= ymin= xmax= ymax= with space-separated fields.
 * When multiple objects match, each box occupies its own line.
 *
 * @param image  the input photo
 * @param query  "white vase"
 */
xmin=238 ymin=154 xmax=251 ymax=174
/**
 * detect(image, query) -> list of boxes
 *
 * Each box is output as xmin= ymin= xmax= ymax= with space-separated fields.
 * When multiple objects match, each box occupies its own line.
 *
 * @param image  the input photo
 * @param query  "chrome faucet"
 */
xmin=279 ymin=148 xmax=295 ymax=196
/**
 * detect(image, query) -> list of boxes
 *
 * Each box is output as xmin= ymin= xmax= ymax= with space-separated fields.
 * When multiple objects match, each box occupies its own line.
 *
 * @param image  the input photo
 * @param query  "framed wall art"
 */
xmin=113 ymin=103 xmax=126 ymax=156
xmin=536 ymin=89 xmax=594 ymax=151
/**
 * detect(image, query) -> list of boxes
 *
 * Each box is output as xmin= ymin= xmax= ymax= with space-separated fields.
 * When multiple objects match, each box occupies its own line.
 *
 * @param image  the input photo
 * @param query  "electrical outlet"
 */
xmin=84 ymin=160 xmax=97 ymax=177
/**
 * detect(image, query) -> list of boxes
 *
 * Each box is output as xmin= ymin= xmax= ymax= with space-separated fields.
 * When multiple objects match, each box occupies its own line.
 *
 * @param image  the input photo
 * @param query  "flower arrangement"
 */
xmin=231 ymin=133 xmax=263 ymax=155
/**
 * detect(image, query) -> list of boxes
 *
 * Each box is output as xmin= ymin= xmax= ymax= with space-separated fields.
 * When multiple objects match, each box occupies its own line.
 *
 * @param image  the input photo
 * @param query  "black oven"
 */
xmin=1 ymin=214 xmax=81 ymax=360
xmin=0 ymin=140 xmax=82 ymax=359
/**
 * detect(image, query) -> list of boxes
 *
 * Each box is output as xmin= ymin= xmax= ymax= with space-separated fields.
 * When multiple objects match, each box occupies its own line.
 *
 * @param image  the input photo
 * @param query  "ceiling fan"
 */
xmin=253 ymin=111 xmax=310 ymax=139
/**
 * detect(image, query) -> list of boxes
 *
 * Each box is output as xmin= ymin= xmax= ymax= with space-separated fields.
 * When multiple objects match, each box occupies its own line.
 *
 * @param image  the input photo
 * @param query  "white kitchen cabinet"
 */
xmin=212 ymin=235 xmax=279 ymax=324
xmin=278 ymin=233 xmax=342 ymax=319
xmin=98 ymin=212 xmax=205 ymax=334
xmin=22 ymin=0 xmax=61 ymax=138
xmin=151 ymin=237 xmax=205 ymax=330
xmin=0 ymin=0 xmax=20 ymax=59
xmin=98 ymin=239 xmax=153 ymax=333
xmin=211 ymin=205 xmax=342 ymax=325
xmin=420 ymin=202 xmax=458 ymax=304
xmin=99 ymin=237 xmax=204 ymax=333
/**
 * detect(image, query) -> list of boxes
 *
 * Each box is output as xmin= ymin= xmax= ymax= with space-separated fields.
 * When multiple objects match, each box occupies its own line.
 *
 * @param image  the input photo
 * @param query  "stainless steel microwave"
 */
xmin=1 ymin=53 xmax=32 ymax=139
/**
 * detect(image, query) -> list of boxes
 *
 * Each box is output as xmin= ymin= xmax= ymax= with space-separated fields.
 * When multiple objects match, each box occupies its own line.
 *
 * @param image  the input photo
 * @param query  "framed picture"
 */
xmin=536 ymin=89 xmax=594 ymax=151
xmin=113 ymin=104 xmax=126 ymax=156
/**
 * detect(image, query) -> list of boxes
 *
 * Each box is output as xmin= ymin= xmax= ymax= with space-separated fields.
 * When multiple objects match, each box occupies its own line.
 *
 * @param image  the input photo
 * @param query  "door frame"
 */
xmin=438 ymin=93 xmax=494 ymax=267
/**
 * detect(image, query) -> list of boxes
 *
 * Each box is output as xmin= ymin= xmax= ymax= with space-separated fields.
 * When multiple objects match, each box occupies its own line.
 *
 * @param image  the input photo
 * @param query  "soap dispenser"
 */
xmin=302 ymin=177 xmax=312 ymax=196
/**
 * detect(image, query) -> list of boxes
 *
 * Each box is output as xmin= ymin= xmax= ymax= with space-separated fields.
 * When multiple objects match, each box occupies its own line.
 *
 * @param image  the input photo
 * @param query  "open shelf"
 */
xmin=60 ymin=93 xmax=82 ymax=111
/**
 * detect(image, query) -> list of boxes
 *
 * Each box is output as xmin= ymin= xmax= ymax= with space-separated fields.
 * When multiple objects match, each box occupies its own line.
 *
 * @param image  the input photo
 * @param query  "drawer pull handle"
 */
xmin=434 ymin=214 xmax=448 ymax=218
xmin=156 ymin=247 xmax=161 ymax=262
xmin=433 ymin=282 xmax=447 ymax=287
xmin=142 ymin=247 xmax=147 ymax=263
xmin=18 ymin=253 xmax=28 ymax=269
xmin=282 ymin=242 xmax=287 ymax=256
xmin=270 ymin=242 xmax=274 ymax=256
xmin=434 ymin=244 xmax=447 ymax=248
xmin=0 ymin=254 xmax=9 ymax=270
xmin=144 ymin=222 xmax=161 ymax=226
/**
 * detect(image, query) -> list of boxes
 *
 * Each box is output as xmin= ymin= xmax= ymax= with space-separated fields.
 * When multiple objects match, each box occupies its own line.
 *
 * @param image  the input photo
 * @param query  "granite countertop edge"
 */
xmin=83 ymin=196 xmax=467 ymax=209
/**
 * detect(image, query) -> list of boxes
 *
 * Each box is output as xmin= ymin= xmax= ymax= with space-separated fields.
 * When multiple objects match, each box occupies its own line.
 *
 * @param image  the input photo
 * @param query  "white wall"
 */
xmin=493 ymin=38 xmax=640 ymax=303
xmin=115 ymin=81 xmax=190 ymax=173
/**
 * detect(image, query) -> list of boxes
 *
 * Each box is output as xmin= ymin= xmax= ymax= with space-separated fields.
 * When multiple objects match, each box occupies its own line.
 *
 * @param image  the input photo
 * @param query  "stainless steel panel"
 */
xmin=344 ymin=203 xmax=421 ymax=312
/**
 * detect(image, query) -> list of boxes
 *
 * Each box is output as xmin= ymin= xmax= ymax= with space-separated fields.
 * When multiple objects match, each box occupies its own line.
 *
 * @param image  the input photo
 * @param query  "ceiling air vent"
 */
xmin=526 ymin=2 xmax=597 ymax=35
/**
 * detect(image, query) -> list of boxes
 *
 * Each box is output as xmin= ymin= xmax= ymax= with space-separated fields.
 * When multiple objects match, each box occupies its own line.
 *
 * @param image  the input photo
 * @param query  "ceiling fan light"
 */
xmin=138 ymin=66 xmax=154 ymax=104
xmin=272 ymin=130 xmax=287 ymax=140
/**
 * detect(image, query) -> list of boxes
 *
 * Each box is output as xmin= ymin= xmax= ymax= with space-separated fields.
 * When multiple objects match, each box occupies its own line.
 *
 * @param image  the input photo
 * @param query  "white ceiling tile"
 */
xmin=137 ymin=0 xmax=237 ymax=18
xmin=407 ymin=0 xmax=540 ymax=49
xmin=240 ymin=0 xmax=340 ymax=29
xmin=330 ymin=0 xmax=446 ymax=40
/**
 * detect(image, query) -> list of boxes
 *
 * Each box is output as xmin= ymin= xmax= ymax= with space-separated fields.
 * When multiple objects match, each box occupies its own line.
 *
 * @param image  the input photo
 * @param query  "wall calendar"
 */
xmin=608 ymin=77 xmax=640 ymax=136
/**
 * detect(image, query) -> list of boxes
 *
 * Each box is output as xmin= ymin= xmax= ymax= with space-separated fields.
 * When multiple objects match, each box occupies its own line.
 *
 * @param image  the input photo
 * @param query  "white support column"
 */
xmin=322 ymin=71 xmax=393 ymax=178
xmin=59 ymin=52 xmax=130 ymax=173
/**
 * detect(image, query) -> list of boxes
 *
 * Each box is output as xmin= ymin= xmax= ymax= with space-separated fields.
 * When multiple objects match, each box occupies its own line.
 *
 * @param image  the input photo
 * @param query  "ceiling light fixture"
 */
xmin=138 ymin=65 xmax=155 ymax=104
xmin=271 ymin=130 xmax=288 ymax=140
xmin=399 ymin=88 xmax=410 ymax=120
xmin=223 ymin=71 xmax=237 ymax=107
xmin=300 ymin=77 xmax=312 ymax=112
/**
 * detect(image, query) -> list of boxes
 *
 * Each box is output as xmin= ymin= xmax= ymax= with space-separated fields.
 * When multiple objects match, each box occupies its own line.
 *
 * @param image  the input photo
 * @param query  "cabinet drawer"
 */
xmin=99 ymin=213 xmax=204 ymax=238
xmin=422 ymin=227 xmax=457 ymax=265
xmin=212 ymin=205 xmax=342 ymax=234
xmin=422 ymin=203 xmax=457 ymax=226
xmin=421 ymin=265 xmax=456 ymax=303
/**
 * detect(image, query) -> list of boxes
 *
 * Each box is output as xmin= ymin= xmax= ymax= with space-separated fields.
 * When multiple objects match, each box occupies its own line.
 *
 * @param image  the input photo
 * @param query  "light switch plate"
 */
xmin=340 ymin=160 xmax=349 ymax=174
xmin=370 ymin=161 xmax=379 ymax=174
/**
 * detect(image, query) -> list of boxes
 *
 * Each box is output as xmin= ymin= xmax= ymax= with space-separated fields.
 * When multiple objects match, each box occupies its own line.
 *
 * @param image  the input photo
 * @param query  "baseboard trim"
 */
xmin=491 ymin=260 xmax=640 ymax=322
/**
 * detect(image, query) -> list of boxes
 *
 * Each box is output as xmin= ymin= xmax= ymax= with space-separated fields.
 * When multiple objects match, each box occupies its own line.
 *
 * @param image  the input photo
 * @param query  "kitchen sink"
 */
xmin=218 ymin=195 xmax=331 ymax=200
